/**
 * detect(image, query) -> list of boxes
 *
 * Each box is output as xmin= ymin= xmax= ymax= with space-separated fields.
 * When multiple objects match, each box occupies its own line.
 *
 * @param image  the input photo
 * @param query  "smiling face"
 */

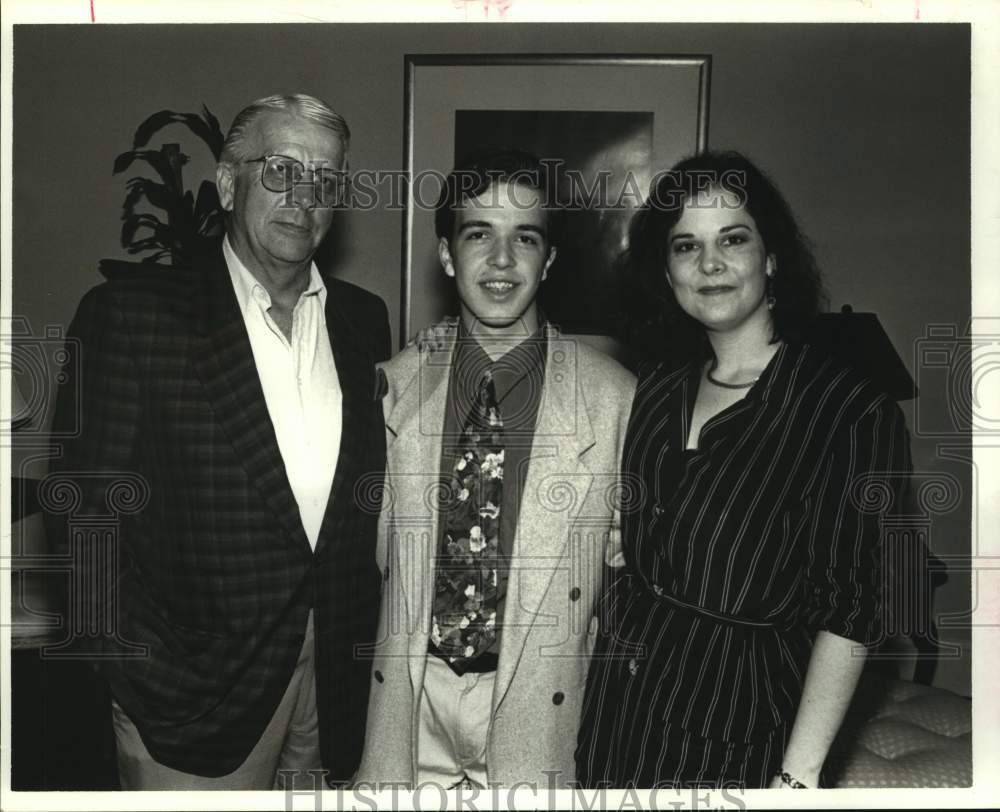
xmin=216 ymin=111 xmax=346 ymax=280
xmin=439 ymin=181 xmax=557 ymax=340
xmin=666 ymin=188 xmax=775 ymax=336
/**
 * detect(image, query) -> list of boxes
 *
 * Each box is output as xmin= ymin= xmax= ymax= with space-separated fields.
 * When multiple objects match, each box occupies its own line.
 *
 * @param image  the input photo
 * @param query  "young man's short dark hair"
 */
xmin=434 ymin=148 xmax=561 ymax=246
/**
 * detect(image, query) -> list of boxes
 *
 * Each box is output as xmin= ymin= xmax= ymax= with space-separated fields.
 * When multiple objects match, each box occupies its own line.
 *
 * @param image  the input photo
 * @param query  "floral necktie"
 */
xmin=430 ymin=369 xmax=504 ymax=674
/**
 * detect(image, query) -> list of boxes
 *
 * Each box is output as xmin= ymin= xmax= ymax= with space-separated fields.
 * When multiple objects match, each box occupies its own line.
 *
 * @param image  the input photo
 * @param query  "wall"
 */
xmin=10 ymin=23 xmax=971 ymax=694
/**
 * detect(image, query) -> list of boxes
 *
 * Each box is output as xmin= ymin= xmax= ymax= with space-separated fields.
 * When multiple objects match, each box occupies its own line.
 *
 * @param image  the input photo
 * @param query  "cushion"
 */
xmin=827 ymin=673 xmax=971 ymax=787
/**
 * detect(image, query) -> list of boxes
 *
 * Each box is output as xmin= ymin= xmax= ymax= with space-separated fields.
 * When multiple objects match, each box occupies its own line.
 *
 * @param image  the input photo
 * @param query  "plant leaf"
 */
xmin=111 ymin=106 xmax=227 ymax=264
xmin=121 ymin=179 xmax=152 ymax=218
xmin=123 ymin=212 xmax=165 ymax=229
xmin=133 ymin=108 xmax=225 ymax=160
xmin=200 ymin=105 xmax=225 ymax=159
xmin=126 ymin=237 xmax=165 ymax=253
xmin=114 ymin=150 xmax=188 ymax=190
xmin=198 ymin=210 xmax=226 ymax=239
xmin=121 ymin=213 xmax=166 ymax=248
xmin=122 ymin=178 xmax=177 ymax=217
xmin=193 ymin=180 xmax=222 ymax=221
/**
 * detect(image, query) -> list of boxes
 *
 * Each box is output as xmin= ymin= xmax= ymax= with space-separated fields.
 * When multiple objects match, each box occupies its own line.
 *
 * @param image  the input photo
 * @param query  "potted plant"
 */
xmin=99 ymin=106 xmax=226 ymax=278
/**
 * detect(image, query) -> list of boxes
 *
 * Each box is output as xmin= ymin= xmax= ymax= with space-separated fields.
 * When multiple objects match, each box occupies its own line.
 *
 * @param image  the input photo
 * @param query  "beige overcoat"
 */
xmin=356 ymin=324 xmax=636 ymax=788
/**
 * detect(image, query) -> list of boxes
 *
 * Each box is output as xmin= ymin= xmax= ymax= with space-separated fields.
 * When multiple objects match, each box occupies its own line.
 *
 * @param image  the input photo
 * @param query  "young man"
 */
xmin=47 ymin=94 xmax=390 ymax=789
xmin=356 ymin=149 xmax=636 ymax=788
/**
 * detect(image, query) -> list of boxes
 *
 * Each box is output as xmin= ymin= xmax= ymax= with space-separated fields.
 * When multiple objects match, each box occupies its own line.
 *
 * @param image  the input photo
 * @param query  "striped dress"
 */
xmin=576 ymin=342 xmax=911 ymax=789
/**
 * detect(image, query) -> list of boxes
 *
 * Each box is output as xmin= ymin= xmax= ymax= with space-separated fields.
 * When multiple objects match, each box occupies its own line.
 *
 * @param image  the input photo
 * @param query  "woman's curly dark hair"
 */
xmin=620 ymin=150 xmax=827 ymax=363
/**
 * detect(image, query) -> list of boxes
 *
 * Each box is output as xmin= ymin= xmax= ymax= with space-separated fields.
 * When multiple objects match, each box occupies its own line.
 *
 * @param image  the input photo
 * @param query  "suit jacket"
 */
xmin=45 ymin=247 xmax=390 ymax=778
xmin=355 ymin=324 xmax=636 ymax=788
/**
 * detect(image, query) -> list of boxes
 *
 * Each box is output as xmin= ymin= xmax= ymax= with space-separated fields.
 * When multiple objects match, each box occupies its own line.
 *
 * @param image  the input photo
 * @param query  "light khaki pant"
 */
xmin=113 ymin=612 xmax=321 ymax=790
xmin=416 ymin=654 xmax=494 ymax=789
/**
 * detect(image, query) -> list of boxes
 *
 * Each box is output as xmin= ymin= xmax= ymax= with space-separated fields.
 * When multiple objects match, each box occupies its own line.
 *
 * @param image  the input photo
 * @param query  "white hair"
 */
xmin=220 ymin=93 xmax=350 ymax=163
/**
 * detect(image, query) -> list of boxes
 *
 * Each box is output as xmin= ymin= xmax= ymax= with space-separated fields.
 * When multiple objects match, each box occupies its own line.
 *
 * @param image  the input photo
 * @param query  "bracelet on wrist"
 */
xmin=777 ymin=769 xmax=808 ymax=789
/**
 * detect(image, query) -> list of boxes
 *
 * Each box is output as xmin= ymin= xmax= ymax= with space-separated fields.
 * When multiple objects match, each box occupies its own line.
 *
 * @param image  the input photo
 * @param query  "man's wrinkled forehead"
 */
xmin=250 ymin=111 xmax=346 ymax=166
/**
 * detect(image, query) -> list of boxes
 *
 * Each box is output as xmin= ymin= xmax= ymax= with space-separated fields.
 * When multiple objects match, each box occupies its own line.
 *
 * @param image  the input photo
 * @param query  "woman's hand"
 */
xmin=407 ymin=316 xmax=458 ymax=353
xmin=775 ymin=630 xmax=866 ymax=790
xmin=769 ymin=768 xmax=819 ymax=789
xmin=604 ymin=508 xmax=625 ymax=568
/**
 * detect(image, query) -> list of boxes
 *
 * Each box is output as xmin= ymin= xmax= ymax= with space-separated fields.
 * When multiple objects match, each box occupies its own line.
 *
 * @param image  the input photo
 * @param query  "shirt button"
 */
xmin=374 ymin=670 xmax=384 ymax=683
xmin=383 ymin=566 xmax=390 ymax=581
xmin=552 ymin=692 xmax=564 ymax=705
xmin=628 ymin=658 xmax=639 ymax=676
xmin=652 ymin=584 xmax=664 ymax=597
xmin=569 ymin=587 xmax=581 ymax=602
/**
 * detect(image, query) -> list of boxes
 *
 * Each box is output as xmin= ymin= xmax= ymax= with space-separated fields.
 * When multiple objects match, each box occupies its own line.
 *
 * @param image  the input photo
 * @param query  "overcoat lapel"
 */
xmin=313 ymin=286 xmax=377 ymax=557
xmin=493 ymin=328 xmax=596 ymax=711
xmin=383 ymin=327 xmax=598 ymax=712
xmin=191 ymin=251 xmax=310 ymax=555
xmin=383 ymin=341 xmax=453 ymax=677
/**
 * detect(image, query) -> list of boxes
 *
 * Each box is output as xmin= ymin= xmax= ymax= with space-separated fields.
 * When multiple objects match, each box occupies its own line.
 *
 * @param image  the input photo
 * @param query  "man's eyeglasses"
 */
xmin=244 ymin=154 xmax=349 ymax=207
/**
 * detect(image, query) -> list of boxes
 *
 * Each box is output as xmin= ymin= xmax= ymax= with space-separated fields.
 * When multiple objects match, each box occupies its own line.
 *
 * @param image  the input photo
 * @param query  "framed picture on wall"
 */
xmin=401 ymin=54 xmax=711 ymax=347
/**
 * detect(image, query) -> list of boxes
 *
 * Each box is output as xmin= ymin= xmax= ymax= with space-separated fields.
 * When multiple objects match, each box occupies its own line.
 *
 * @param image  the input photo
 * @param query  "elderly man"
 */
xmin=47 ymin=94 xmax=390 ymax=789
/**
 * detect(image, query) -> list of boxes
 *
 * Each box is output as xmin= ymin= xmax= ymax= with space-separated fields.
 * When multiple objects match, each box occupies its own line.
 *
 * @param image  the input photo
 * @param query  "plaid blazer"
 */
xmin=46 ymin=247 xmax=390 ymax=779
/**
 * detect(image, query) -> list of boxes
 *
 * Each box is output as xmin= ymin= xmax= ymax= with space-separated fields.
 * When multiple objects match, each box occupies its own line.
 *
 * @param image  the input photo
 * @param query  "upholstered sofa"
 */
xmin=826 ymin=671 xmax=971 ymax=788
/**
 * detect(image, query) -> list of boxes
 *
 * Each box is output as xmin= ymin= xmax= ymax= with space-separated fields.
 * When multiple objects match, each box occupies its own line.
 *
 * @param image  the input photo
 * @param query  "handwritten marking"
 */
xmin=90 ymin=0 xmax=95 ymax=22
xmin=915 ymin=0 xmax=920 ymax=20
xmin=452 ymin=0 xmax=514 ymax=20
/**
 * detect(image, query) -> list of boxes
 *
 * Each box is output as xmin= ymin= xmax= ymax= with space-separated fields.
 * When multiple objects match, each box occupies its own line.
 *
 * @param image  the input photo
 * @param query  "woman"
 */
xmin=576 ymin=151 xmax=911 ymax=789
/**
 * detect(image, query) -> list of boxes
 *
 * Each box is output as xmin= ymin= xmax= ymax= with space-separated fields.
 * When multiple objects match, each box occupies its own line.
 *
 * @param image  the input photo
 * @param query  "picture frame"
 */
xmin=401 ymin=53 xmax=712 ymax=345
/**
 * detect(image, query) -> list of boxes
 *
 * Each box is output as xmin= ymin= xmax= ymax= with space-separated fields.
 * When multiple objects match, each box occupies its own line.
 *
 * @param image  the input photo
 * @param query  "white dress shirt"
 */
xmin=223 ymin=236 xmax=342 ymax=550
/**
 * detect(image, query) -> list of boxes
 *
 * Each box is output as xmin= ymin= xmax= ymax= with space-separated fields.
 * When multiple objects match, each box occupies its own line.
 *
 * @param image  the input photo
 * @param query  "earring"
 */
xmin=765 ymin=267 xmax=776 ymax=311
